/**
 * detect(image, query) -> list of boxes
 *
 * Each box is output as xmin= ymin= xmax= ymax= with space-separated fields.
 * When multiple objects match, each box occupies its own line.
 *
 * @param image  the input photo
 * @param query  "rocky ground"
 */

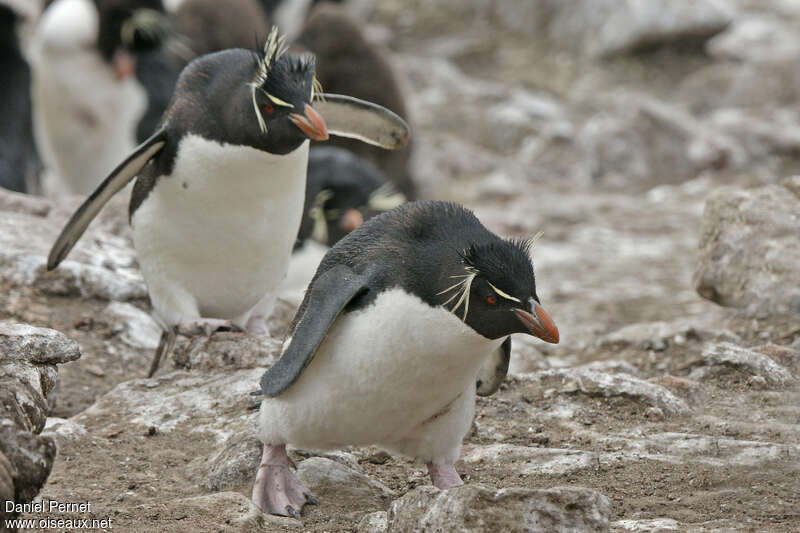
xmin=3 ymin=0 xmax=800 ymax=532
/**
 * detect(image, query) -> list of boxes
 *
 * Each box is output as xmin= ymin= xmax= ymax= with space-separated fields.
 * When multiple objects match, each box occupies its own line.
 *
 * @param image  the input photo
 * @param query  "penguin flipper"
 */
xmin=47 ymin=130 xmax=167 ymax=270
xmin=316 ymin=93 xmax=410 ymax=150
xmin=476 ymin=336 xmax=511 ymax=397
xmin=259 ymin=263 xmax=375 ymax=398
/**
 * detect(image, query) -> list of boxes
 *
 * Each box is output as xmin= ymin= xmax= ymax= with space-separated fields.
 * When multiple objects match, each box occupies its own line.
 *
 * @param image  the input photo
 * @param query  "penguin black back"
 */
xmin=299 ymin=201 xmax=540 ymax=332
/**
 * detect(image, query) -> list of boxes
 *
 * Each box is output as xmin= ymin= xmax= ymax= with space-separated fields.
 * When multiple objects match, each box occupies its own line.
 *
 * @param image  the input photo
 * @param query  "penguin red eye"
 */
xmin=486 ymin=295 xmax=497 ymax=305
xmin=262 ymin=103 xmax=275 ymax=114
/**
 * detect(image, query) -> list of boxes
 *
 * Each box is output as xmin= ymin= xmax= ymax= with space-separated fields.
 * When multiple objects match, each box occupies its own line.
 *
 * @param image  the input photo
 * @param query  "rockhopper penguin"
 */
xmin=46 ymin=28 xmax=410 ymax=376
xmin=252 ymin=200 xmax=560 ymax=517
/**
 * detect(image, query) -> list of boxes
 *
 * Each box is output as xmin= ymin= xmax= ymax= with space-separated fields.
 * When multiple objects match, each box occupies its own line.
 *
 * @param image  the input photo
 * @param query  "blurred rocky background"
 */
xmin=1 ymin=0 xmax=799 ymax=531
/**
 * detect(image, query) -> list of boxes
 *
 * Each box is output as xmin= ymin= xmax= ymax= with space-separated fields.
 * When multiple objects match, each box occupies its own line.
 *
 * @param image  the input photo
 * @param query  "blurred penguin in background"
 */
xmin=282 ymin=146 xmax=407 ymax=306
xmin=31 ymin=0 xmax=176 ymax=195
xmin=0 ymin=0 xmax=43 ymax=193
xmin=295 ymin=2 xmax=416 ymax=199
xmin=169 ymin=0 xmax=268 ymax=60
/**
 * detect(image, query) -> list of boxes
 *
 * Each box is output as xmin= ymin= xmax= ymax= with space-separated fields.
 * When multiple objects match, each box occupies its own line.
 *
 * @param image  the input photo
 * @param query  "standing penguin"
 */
xmin=252 ymin=201 xmax=559 ymax=517
xmin=31 ymin=0 xmax=174 ymax=195
xmin=47 ymin=28 xmax=410 ymax=376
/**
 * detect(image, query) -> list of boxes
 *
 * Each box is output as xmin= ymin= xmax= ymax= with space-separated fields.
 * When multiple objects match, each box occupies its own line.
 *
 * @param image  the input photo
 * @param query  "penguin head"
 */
xmin=93 ymin=0 xmax=171 ymax=78
xmin=438 ymin=238 xmax=559 ymax=344
xmin=246 ymin=27 xmax=329 ymax=154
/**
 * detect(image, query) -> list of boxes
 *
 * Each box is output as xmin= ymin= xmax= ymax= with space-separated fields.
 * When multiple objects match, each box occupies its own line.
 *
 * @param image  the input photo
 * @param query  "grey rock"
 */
xmin=576 ymin=360 xmax=639 ymax=376
xmin=150 ymin=491 xmax=302 ymax=532
xmin=358 ymin=511 xmax=389 ymax=533
xmin=0 ymin=321 xmax=81 ymax=365
xmin=612 ymin=518 xmax=680 ymax=532
xmin=597 ymin=319 xmax=727 ymax=352
xmin=704 ymin=108 xmax=800 ymax=163
xmin=389 ymin=484 xmax=612 ymax=533
xmin=175 ymin=332 xmax=282 ymax=372
xmin=524 ymin=368 xmax=690 ymax=415
xmin=103 ymin=302 xmax=161 ymax=350
xmin=694 ymin=180 xmax=800 ymax=316
xmin=41 ymin=418 xmax=87 ymax=449
xmin=192 ymin=433 xmax=262 ymax=492
xmin=296 ymin=457 xmax=395 ymax=512
xmin=706 ymin=15 xmax=800 ymax=63
xmin=0 ymin=448 xmax=14 ymax=505
xmin=575 ymin=93 xmax=739 ymax=186
xmin=461 ymin=444 xmax=595 ymax=476
xmin=0 ymin=188 xmax=50 ymax=216
xmin=678 ymin=61 xmax=800 ymax=114
xmin=0 ymin=376 xmax=49 ymax=432
xmin=688 ymin=342 xmax=794 ymax=386
xmin=494 ymin=0 xmax=733 ymax=57
xmin=76 ymin=368 xmax=262 ymax=435
xmin=0 ymin=421 xmax=56 ymax=505
xmin=508 ymin=334 xmax=550 ymax=376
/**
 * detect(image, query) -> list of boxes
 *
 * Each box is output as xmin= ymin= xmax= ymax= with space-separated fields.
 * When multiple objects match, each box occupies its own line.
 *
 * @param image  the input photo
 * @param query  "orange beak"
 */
xmin=514 ymin=304 xmax=559 ymax=344
xmin=289 ymin=104 xmax=329 ymax=141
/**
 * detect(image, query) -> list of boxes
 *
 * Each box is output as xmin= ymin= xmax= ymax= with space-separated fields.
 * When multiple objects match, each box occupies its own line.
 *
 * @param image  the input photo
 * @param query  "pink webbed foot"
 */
xmin=252 ymin=444 xmax=316 ymax=517
xmin=427 ymin=462 xmax=464 ymax=489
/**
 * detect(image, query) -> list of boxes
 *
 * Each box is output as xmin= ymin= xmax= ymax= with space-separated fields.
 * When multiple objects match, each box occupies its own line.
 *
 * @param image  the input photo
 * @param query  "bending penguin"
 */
xmin=46 ymin=28 xmax=410 ymax=376
xmin=252 ymin=200 xmax=560 ymax=517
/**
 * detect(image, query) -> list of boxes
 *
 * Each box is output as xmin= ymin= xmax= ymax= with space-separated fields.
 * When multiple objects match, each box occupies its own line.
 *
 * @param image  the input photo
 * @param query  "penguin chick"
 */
xmin=46 ymin=28 xmax=410 ymax=377
xmin=31 ymin=0 xmax=173 ymax=195
xmin=295 ymin=2 xmax=415 ymax=199
xmin=252 ymin=200 xmax=559 ymax=517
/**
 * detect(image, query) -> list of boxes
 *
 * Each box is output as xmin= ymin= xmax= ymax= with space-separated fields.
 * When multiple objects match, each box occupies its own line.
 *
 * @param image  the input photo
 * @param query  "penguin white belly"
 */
xmin=31 ymin=0 xmax=146 ymax=195
xmin=258 ymin=288 xmax=503 ymax=458
xmin=132 ymin=135 xmax=309 ymax=328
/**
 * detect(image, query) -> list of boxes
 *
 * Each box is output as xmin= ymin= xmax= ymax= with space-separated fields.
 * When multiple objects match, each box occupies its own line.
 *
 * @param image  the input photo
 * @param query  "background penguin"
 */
xmin=31 ymin=0 xmax=176 ymax=195
xmin=170 ymin=0 xmax=269 ymax=60
xmin=46 ymin=30 xmax=410 ymax=377
xmin=0 ymin=1 xmax=42 ymax=193
xmin=252 ymin=200 xmax=559 ymax=517
xmin=298 ymin=146 xmax=406 ymax=248
xmin=295 ymin=2 xmax=416 ymax=199
xmin=281 ymin=145 xmax=407 ymax=306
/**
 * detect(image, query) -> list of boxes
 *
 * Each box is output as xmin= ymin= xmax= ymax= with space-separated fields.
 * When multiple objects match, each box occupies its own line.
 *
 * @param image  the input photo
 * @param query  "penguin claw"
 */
xmin=305 ymin=493 xmax=319 ymax=506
